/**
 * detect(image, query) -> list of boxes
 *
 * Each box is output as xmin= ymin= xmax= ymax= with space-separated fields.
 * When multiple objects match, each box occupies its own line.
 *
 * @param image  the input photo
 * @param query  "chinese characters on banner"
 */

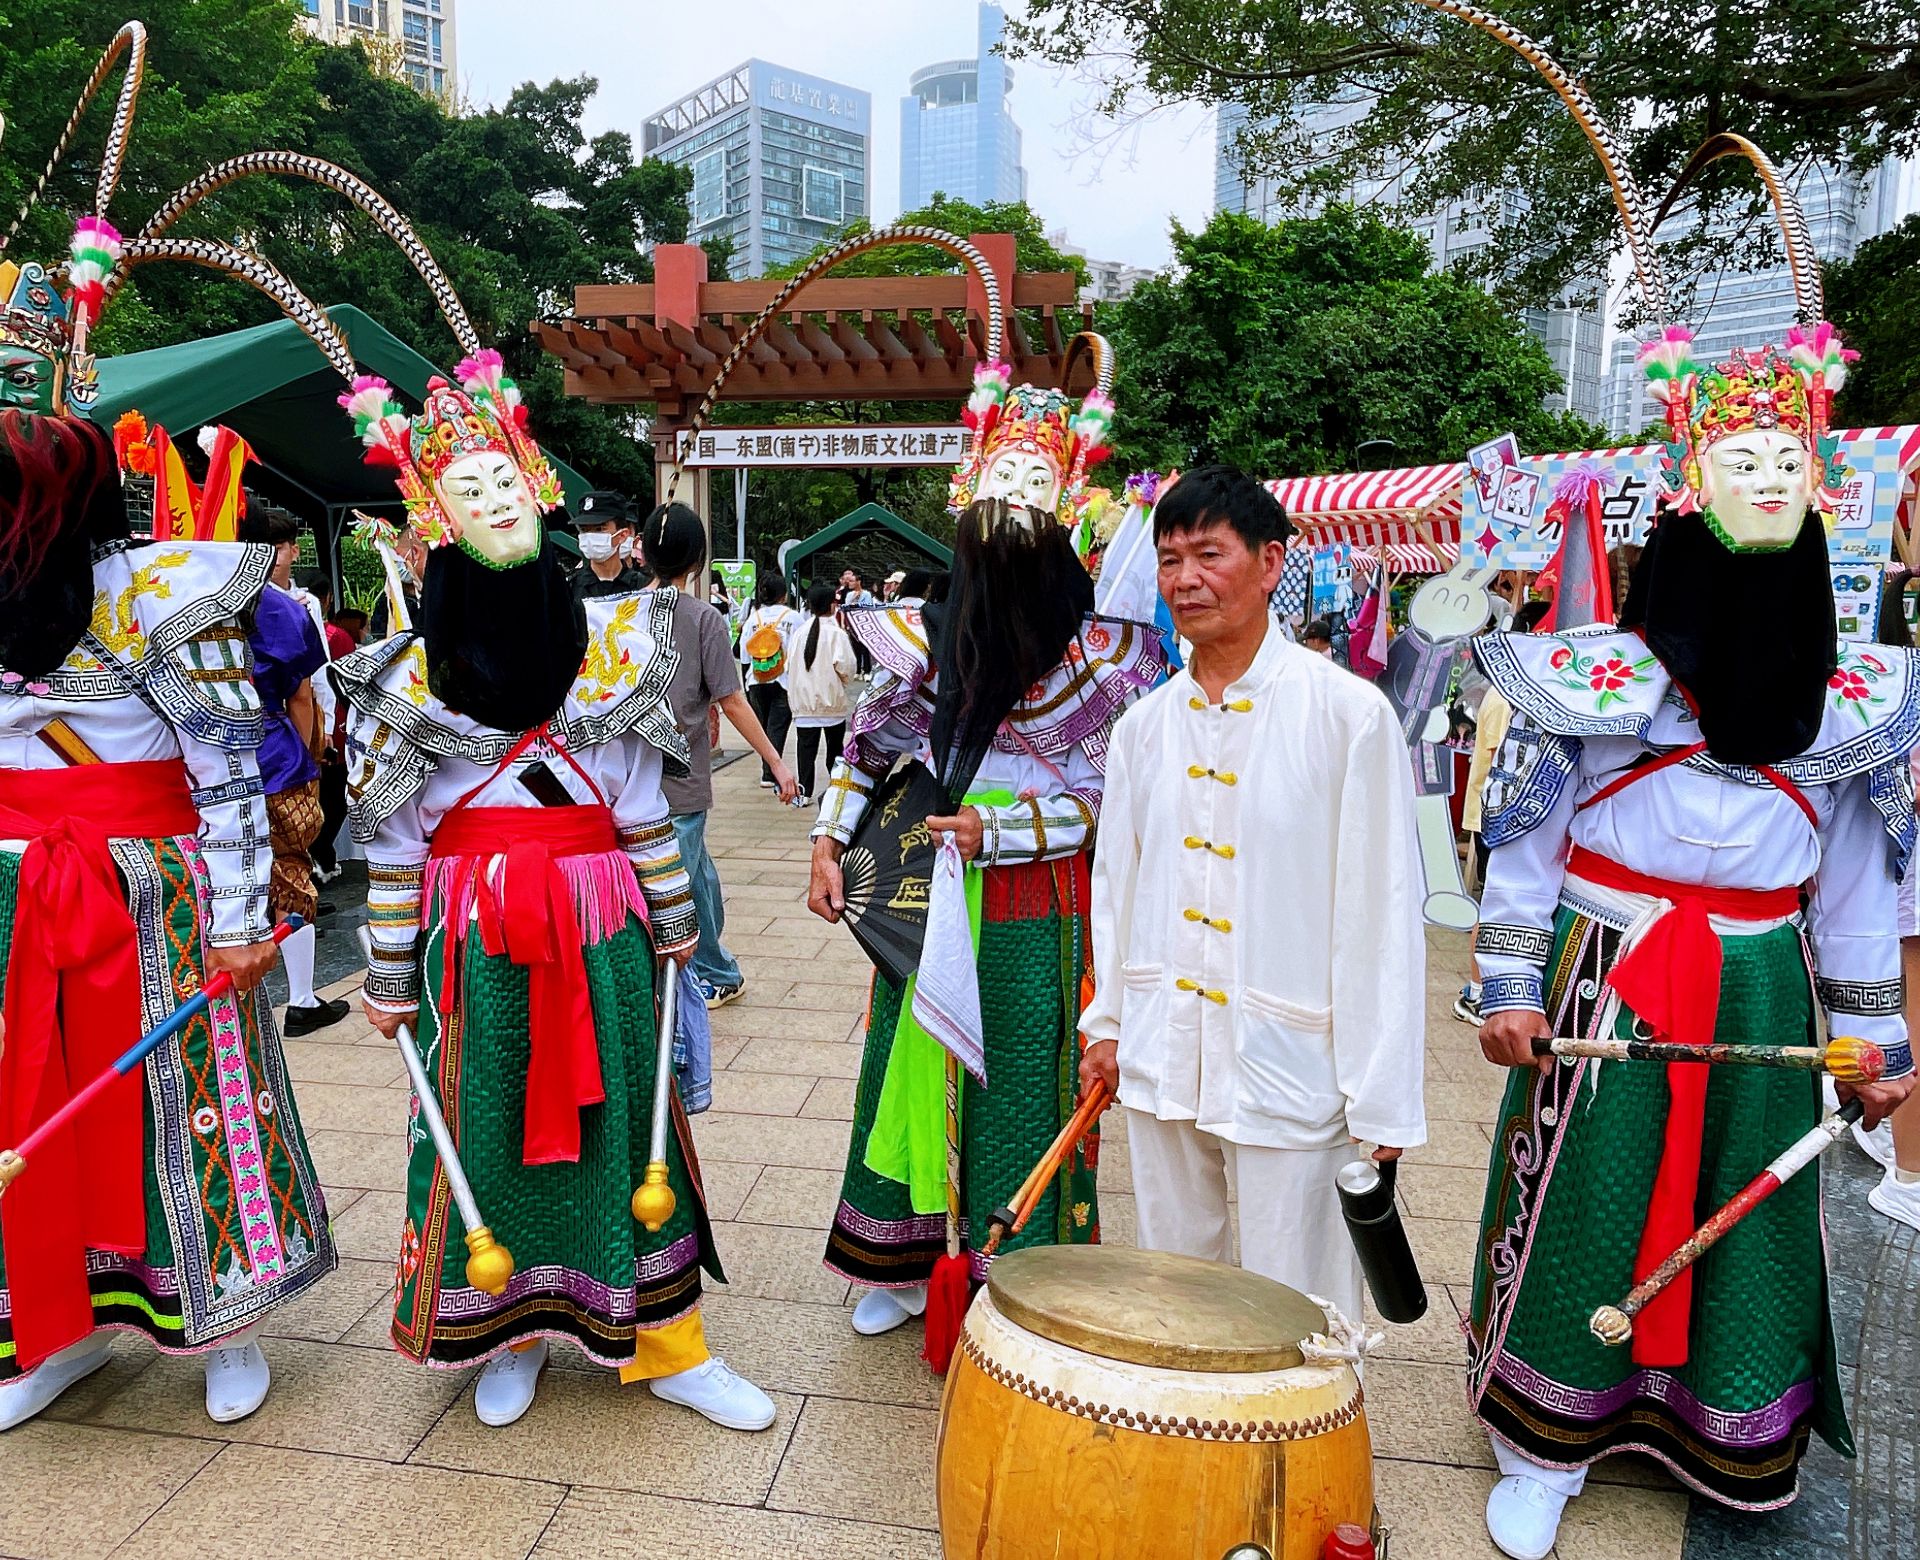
xmin=675 ymin=426 xmax=968 ymax=469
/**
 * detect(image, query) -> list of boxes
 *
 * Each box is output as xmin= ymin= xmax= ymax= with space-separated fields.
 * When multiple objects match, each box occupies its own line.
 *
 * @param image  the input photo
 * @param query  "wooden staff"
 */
xmin=981 ymin=1080 xmax=1112 ymax=1259
xmin=1590 ymin=1100 xmax=1863 ymax=1346
xmin=0 ymin=917 xmax=302 ymax=1193
xmin=1533 ymin=1032 xmax=1883 ymax=1082
xmin=630 ymin=957 xmax=679 ymax=1232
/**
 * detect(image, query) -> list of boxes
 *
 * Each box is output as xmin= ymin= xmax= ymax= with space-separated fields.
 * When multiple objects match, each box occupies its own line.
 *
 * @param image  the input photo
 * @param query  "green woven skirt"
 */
xmin=392 ymin=912 xmax=720 ymax=1367
xmin=1466 ymin=905 xmax=1848 ymax=1509
xmin=825 ymin=856 xmax=1098 ymax=1287
xmin=0 ymin=836 xmax=335 ymax=1377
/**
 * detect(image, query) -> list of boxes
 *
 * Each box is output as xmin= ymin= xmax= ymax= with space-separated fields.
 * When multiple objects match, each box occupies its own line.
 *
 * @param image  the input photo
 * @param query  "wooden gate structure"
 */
xmin=533 ymin=235 xmax=1099 ymax=526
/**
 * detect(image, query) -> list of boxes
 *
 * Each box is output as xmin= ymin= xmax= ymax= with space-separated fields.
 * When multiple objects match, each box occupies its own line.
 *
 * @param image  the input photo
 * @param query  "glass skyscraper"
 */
xmin=899 ymin=2 xmax=1027 ymax=210
xmin=643 ymin=61 xmax=872 ymax=279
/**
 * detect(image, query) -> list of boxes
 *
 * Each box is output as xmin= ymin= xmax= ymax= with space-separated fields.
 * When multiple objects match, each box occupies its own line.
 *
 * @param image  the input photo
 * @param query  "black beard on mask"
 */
xmin=419 ymin=536 xmax=587 ymax=733
xmin=0 ymin=413 xmax=131 ymax=680
xmin=1619 ymin=506 xmax=1836 ymax=765
xmin=926 ymin=499 xmax=1093 ymax=802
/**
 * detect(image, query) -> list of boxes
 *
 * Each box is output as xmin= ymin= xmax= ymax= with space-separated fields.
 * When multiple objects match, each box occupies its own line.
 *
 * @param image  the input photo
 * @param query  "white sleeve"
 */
xmin=1082 ymin=715 xmax=1142 ymax=1049
xmin=1475 ymin=718 xmax=1582 ymax=1016
xmin=1808 ymin=772 xmax=1911 ymax=1078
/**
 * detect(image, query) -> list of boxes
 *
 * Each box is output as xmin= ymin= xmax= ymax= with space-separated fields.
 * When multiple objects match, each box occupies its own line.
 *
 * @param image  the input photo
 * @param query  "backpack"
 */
xmin=745 ymin=613 xmax=787 ymax=683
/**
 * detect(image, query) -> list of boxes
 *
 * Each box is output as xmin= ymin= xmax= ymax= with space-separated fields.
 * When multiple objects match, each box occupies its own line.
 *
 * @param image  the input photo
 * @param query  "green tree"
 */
xmin=1008 ymin=0 xmax=1920 ymax=315
xmin=1104 ymin=206 xmax=1607 ymax=477
xmin=1824 ymin=214 xmax=1920 ymax=427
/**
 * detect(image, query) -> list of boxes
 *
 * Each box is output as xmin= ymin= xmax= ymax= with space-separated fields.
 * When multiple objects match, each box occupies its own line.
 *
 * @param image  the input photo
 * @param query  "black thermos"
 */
xmin=1337 ymin=1157 xmax=1428 ymax=1324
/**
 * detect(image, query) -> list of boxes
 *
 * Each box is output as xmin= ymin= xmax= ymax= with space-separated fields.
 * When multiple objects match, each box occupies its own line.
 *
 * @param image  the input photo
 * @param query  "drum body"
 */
xmin=937 ymin=1249 xmax=1373 ymax=1560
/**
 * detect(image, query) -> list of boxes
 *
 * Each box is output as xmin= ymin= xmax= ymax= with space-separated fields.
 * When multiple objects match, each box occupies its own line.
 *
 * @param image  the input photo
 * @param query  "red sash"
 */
xmin=0 ymin=760 xmax=198 ymax=1370
xmin=1567 ymin=845 xmax=1804 ymax=1368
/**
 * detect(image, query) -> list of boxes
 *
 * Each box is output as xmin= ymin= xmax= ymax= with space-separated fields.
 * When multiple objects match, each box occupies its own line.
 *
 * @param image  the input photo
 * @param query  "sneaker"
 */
xmin=791 ymin=792 xmax=812 ymax=810
xmin=1853 ymin=1118 xmax=1897 ymax=1169
xmin=851 ymin=1284 xmax=927 ymax=1337
xmin=1868 ymin=1168 xmax=1920 ymax=1231
xmin=648 ymin=1355 xmax=776 ymax=1431
xmin=1485 ymin=1474 xmax=1570 ymax=1560
xmin=204 ymin=1338 xmax=271 ymax=1423
xmin=283 ymin=996 xmax=351 ymax=1037
xmin=695 ymin=977 xmax=745 ymax=1010
xmin=312 ymin=862 xmax=343 ymax=886
xmin=1453 ymin=983 xmax=1482 ymax=1026
xmin=474 ymin=1340 xmax=546 ymax=1427
xmin=0 ymin=1334 xmax=111 ymax=1432
xmin=758 ymin=778 xmax=775 ymax=789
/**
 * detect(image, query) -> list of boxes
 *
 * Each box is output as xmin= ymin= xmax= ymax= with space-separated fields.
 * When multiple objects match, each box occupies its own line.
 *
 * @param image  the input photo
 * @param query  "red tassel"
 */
xmin=920 ymin=1253 xmax=971 ymax=1374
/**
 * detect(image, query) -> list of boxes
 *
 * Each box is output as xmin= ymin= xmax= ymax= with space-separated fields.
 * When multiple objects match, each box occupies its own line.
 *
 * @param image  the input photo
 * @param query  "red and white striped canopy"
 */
xmin=1265 ymin=463 xmax=1467 ymax=545
xmin=1349 ymin=541 xmax=1460 ymax=576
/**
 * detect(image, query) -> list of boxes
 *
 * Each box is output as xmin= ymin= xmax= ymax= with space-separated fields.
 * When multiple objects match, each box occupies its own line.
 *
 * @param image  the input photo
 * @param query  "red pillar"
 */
xmin=965 ymin=231 xmax=1016 ymax=365
xmin=650 ymin=244 xmax=711 ymax=531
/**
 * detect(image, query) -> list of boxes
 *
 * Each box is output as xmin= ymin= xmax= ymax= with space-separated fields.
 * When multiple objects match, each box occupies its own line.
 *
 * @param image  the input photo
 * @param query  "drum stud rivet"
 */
xmin=1187 ymin=1416 xmax=1199 ymax=1428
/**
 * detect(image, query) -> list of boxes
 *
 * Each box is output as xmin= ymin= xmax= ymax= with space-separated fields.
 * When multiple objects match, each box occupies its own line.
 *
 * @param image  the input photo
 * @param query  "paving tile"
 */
xmin=1099 ymin=1188 xmax=1137 ymax=1245
xmin=1397 ymin=1162 xmax=1494 ymax=1224
xmin=693 ymin=1111 xmax=855 ymax=1171
xmin=82 ymin=1334 xmax=463 ymax=1461
xmin=1555 ymin=1479 xmax=1689 ymax=1558
xmin=307 ymin=1127 xmax=411 ymax=1193
xmin=328 ymin=1188 xmax=408 ymax=1262
xmin=116 ymin=1444 xmax=562 ymax=1560
xmin=1363 ymin=1359 xmax=1491 ymax=1469
xmin=282 ymin=1037 xmax=407 ymax=1086
xmin=1372 ymin=1284 xmax=1470 ymax=1366
xmin=700 ymin=1293 xmax=942 ymax=1411
xmin=1372 ymin=1455 xmax=1504 ymax=1557
xmin=410 ymin=1362 xmax=801 ymax=1503
xmin=710 ymin=1006 xmax=860 ymax=1043
xmin=800 ymin=1077 xmax=858 ymax=1120
xmin=1404 ymin=1216 xmax=1480 ymax=1286
xmin=694 ymin=1155 xmax=763 ymax=1222
xmin=288 ymin=1078 xmax=410 ymax=1137
xmin=768 ymin=1396 xmax=941 ymax=1530
xmin=1402 ymin=1117 xmax=1495 ymax=1170
xmin=259 ymin=1256 xmax=396 ymax=1345
xmin=1422 ymin=1075 xmax=1510 ymax=1123
xmin=534 ymin=1487 xmax=939 ymax=1559
xmin=739 ymin=1165 xmax=847 ymax=1229
xmin=730 ymin=1036 xmax=865 ymax=1078
xmin=707 ymin=1219 xmax=851 ymax=1304
xmin=0 ymin=1421 xmax=218 ymax=1559
xmin=705 ymin=1068 xmax=817 ymax=1117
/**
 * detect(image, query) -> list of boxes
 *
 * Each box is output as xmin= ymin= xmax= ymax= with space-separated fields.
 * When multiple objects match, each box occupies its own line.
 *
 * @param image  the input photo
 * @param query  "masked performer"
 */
xmin=0 ymin=249 xmax=334 ymax=1430
xmin=807 ymin=365 xmax=1164 ymax=1338
xmin=1467 ymin=320 xmax=1915 ymax=1555
xmin=334 ymin=357 xmax=776 ymax=1432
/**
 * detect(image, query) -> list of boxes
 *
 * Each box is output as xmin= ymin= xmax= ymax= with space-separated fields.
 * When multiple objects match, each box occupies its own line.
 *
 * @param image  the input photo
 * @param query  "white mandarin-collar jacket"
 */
xmin=1084 ymin=622 xmax=1428 ymax=1150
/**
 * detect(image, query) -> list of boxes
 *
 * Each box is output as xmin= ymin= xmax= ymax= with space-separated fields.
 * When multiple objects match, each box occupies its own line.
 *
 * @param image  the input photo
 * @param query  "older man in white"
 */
xmin=1081 ymin=465 xmax=1426 ymax=1321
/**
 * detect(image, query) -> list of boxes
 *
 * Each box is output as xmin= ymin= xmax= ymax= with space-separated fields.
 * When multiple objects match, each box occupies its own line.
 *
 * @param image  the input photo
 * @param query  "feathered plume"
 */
xmin=339 ymin=375 xmax=411 ymax=469
xmin=457 ymin=347 xmax=520 ymax=414
xmin=963 ymin=361 xmax=1012 ymax=429
xmin=1068 ymin=390 xmax=1115 ymax=466
xmin=1783 ymin=322 xmax=1857 ymax=397
xmin=1637 ymin=326 xmax=1700 ymax=409
xmin=67 ymin=216 xmax=121 ymax=326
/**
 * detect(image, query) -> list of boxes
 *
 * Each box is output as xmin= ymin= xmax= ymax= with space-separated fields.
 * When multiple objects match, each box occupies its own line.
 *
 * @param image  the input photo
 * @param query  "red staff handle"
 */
xmin=0 ymin=917 xmax=301 ymax=1192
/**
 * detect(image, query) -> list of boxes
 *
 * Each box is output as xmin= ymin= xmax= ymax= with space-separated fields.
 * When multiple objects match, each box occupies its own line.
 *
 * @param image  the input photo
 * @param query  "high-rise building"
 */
xmin=296 ymin=0 xmax=457 ymax=102
xmin=1047 ymin=230 xmax=1152 ymax=302
xmin=1215 ymin=98 xmax=1609 ymax=426
xmin=643 ymin=62 xmax=871 ymax=280
xmin=899 ymin=3 xmax=1027 ymax=210
xmin=1604 ymin=334 xmax=1652 ymax=440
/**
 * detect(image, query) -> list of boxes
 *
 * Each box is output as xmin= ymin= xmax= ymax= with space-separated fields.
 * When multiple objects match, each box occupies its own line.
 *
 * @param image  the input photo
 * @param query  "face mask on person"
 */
xmin=577 ymin=532 xmax=618 ymax=561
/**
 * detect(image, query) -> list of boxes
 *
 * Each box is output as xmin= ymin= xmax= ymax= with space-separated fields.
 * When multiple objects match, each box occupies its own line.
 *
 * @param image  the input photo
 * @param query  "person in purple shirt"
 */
xmin=241 ymin=510 xmax=345 ymax=1034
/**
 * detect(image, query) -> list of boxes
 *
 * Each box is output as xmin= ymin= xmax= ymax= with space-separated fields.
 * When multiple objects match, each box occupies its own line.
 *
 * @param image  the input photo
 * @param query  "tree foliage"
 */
xmin=1102 ymin=207 xmax=1608 ymax=477
xmin=1824 ymin=214 xmax=1920 ymax=428
xmin=1008 ymin=0 xmax=1920 ymax=316
xmin=0 ymin=1 xmax=690 ymax=500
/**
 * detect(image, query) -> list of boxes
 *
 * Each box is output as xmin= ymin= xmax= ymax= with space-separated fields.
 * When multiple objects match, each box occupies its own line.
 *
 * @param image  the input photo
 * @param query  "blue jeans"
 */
xmin=670 ymin=811 xmax=742 ymax=989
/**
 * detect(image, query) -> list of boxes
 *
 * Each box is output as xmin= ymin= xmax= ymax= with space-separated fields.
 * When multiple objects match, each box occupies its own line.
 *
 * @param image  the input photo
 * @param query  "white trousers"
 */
xmin=1124 ymin=1108 xmax=1366 ymax=1326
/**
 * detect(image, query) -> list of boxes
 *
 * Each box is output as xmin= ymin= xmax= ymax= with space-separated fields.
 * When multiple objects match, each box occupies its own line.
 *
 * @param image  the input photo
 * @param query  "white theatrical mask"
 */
xmin=979 ymin=448 xmax=1063 ymax=514
xmin=435 ymin=450 xmax=542 ymax=566
xmin=1699 ymin=428 xmax=1813 ymax=549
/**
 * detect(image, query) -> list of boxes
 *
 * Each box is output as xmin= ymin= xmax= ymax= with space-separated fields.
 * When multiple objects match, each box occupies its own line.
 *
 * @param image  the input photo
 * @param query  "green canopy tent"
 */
xmin=88 ymin=304 xmax=591 ymax=581
xmin=779 ymin=502 xmax=952 ymax=597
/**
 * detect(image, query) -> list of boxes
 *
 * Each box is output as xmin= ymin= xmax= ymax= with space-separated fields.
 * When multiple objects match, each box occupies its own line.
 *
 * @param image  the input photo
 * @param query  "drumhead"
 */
xmin=986 ymin=1246 xmax=1327 ymax=1372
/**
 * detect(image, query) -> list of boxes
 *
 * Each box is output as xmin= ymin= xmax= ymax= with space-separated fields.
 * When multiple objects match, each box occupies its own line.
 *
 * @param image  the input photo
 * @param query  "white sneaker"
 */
xmin=1852 ymin=1118 xmax=1897 ymax=1169
xmin=1868 ymin=1168 xmax=1920 ymax=1231
xmin=851 ymin=1284 xmax=927 ymax=1336
xmin=0 ymin=1333 xmax=112 ymax=1431
xmin=204 ymin=1338 xmax=271 ymax=1424
xmin=474 ymin=1340 xmax=546 ymax=1427
xmin=1485 ymin=1474 xmax=1571 ymax=1560
xmin=648 ymin=1355 xmax=776 ymax=1431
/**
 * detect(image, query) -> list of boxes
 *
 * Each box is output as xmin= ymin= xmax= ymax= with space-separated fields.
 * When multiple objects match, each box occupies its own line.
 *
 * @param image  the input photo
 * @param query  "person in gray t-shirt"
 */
xmin=643 ymin=503 xmax=797 ymax=1007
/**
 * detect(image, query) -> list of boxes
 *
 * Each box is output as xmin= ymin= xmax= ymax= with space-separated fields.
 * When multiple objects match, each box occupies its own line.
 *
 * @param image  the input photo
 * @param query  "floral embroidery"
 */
xmin=1085 ymin=625 xmax=1112 ymax=654
xmin=1545 ymin=640 xmax=1658 ymax=713
xmin=397 ymin=1218 xmax=422 ymax=1290
xmin=578 ymin=599 xmax=642 ymax=706
xmin=1830 ymin=650 xmax=1893 ymax=725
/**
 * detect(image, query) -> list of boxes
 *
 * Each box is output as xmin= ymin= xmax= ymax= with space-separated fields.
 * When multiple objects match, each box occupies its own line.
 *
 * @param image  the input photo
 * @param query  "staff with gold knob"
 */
xmin=631 ymin=956 xmax=679 ymax=1232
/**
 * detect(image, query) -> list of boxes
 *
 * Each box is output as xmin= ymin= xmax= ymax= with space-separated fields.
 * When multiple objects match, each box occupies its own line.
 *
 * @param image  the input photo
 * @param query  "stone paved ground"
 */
xmin=9 ymin=754 xmax=1908 ymax=1558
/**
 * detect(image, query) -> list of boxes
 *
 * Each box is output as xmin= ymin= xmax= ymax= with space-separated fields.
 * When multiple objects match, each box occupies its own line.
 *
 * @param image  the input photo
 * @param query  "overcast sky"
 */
xmin=453 ymin=0 xmax=1216 ymax=271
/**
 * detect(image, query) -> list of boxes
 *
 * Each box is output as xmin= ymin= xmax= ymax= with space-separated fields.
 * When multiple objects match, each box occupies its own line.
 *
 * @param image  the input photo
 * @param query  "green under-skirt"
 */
xmin=0 ymin=836 xmax=335 ymax=1377
xmin=825 ymin=857 xmax=1098 ymax=1287
xmin=392 ymin=912 xmax=719 ymax=1367
xmin=1466 ymin=904 xmax=1848 ymax=1510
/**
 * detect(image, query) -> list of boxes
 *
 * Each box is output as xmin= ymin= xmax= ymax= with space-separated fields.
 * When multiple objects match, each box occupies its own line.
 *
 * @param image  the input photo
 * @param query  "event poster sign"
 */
xmin=716 ymin=559 xmax=756 ymax=640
